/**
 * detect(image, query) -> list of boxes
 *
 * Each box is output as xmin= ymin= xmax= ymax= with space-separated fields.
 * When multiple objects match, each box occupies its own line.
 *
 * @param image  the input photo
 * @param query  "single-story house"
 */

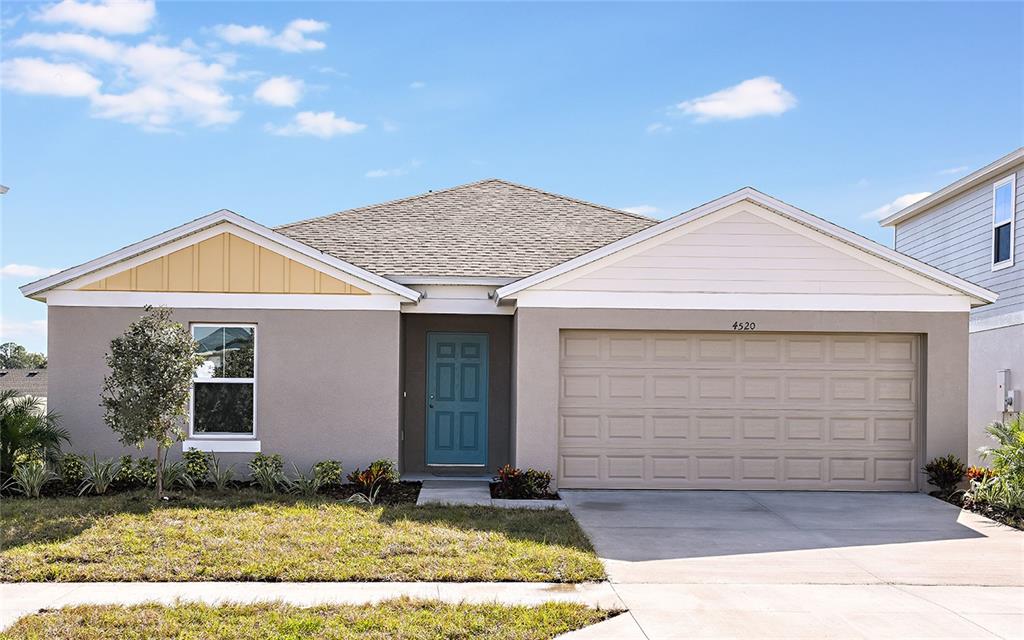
xmin=21 ymin=180 xmax=997 ymax=490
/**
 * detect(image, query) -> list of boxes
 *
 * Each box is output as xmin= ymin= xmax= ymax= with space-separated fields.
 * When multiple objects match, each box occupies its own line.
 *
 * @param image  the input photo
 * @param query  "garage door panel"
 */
xmin=557 ymin=449 xmax=918 ymax=490
xmin=559 ymin=409 xmax=917 ymax=450
xmin=558 ymin=330 xmax=920 ymax=491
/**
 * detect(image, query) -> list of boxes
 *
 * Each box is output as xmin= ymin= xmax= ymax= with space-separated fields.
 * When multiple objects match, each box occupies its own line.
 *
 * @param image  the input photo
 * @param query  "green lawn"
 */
xmin=0 ymin=599 xmax=616 ymax=640
xmin=0 ymin=491 xmax=604 ymax=582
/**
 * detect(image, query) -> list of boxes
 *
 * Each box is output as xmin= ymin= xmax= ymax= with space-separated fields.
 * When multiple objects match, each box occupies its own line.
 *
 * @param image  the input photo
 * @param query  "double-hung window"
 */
xmin=191 ymin=324 xmax=256 ymax=437
xmin=993 ymin=175 xmax=1016 ymax=270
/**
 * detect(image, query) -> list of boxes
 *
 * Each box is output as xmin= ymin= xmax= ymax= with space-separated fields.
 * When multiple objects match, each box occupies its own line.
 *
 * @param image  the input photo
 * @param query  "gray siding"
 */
xmin=895 ymin=164 xmax=1024 ymax=321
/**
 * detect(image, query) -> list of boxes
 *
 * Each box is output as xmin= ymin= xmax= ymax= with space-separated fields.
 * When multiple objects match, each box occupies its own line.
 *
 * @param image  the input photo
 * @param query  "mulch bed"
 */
xmin=488 ymin=483 xmax=560 ymax=501
xmin=16 ymin=480 xmax=422 ymax=505
xmin=321 ymin=481 xmax=421 ymax=505
xmin=938 ymin=493 xmax=1023 ymax=530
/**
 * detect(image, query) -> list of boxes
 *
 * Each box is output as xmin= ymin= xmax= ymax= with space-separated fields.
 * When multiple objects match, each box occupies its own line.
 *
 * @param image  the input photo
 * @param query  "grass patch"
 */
xmin=0 ymin=599 xmax=617 ymax=640
xmin=0 ymin=491 xmax=605 ymax=582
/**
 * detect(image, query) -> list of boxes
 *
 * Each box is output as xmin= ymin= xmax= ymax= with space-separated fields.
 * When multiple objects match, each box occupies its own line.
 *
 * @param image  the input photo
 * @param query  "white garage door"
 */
xmin=558 ymin=331 xmax=920 ymax=491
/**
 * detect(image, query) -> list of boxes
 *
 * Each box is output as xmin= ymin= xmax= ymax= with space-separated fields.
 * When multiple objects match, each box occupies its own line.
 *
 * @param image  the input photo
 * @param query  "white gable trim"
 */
xmin=879 ymin=147 xmax=1024 ymax=227
xmin=20 ymin=209 xmax=420 ymax=302
xmin=495 ymin=188 xmax=997 ymax=305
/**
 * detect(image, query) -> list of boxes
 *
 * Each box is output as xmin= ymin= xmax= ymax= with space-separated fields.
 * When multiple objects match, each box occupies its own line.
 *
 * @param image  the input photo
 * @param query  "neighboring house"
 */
xmin=21 ymin=180 xmax=996 ymax=491
xmin=0 ymin=369 xmax=48 ymax=410
xmin=881 ymin=148 xmax=1024 ymax=465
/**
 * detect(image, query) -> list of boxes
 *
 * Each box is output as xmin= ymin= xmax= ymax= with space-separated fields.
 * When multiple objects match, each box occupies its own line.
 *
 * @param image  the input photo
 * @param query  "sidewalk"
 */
xmin=0 ymin=581 xmax=626 ymax=631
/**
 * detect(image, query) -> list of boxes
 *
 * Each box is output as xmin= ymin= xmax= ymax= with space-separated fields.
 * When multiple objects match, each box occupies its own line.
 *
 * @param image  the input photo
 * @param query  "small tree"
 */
xmin=101 ymin=306 xmax=201 ymax=498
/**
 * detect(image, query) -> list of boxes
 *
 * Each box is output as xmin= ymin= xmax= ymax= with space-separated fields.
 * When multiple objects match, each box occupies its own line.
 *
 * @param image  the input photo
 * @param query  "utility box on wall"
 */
xmin=997 ymin=369 xmax=1020 ymax=414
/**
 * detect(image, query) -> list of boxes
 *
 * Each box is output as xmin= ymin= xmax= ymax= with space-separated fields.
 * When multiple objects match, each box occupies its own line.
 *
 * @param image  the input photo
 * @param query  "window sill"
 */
xmin=183 ymin=439 xmax=261 ymax=453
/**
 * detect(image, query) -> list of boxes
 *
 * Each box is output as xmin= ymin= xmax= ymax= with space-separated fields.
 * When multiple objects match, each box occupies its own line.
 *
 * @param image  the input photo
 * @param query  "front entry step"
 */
xmin=416 ymin=480 xmax=492 ymax=506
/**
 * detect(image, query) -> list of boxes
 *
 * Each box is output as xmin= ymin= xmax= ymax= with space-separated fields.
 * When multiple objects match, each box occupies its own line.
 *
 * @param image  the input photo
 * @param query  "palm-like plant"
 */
xmin=0 ymin=389 xmax=70 ymax=481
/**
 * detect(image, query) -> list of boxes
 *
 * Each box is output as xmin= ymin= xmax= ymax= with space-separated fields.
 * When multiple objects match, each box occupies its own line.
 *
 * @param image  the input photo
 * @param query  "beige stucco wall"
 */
xmin=48 ymin=305 xmax=400 ymax=472
xmin=512 ymin=308 xmax=970 ymax=490
xmin=968 ymin=322 xmax=1024 ymax=466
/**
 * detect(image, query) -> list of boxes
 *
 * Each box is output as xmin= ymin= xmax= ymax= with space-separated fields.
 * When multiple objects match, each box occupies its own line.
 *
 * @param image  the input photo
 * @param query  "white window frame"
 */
xmin=188 ymin=323 xmax=258 ymax=441
xmin=992 ymin=174 xmax=1016 ymax=271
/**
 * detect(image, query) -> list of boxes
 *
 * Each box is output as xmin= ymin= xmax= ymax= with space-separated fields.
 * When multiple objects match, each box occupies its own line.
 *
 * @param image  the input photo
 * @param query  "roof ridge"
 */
xmin=275 ymin=178 xmax=501 ymax=230
xmin=483 ymin=179 xmax=659 ymax=222
xmin=274 ymin=178 xmax=657 ymax=230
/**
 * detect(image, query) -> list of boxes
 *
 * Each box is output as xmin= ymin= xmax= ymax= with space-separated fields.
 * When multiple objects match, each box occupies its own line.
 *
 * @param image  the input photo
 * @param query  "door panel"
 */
xmin=427 ymin=333 xmax=489 ymax=465
xmin=558 ymin=331 xmax=920 ymax=490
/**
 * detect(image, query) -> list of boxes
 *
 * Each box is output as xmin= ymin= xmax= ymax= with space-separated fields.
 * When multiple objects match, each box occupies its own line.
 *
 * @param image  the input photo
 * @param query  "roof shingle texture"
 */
xmin=0 ymin=370 xmax=47 ymax=397
xmin=276 ymin=179 xmax=656 ymax=278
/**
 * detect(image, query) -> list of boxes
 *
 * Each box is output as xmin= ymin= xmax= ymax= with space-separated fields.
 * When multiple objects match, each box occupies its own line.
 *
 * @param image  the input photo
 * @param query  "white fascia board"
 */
xmin=46 ymin=290 xmax=404 ymax=310
xmin=20 ymin=209 xmax=420 ymax=302
xmin=496 ymin=187 xmax=998 ymax=305
xmin=513 ymin=291 xmax=974 ymax=313
xmin=879 ymin=148 xmax=1024 ymax=227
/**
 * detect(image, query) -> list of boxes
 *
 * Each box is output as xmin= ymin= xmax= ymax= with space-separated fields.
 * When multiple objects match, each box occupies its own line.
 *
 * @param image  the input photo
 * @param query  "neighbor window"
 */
xmin=191 ymin=324 xmax=256 ymax=436
xmin=993 ymin=176 xmax=1016 ymax=269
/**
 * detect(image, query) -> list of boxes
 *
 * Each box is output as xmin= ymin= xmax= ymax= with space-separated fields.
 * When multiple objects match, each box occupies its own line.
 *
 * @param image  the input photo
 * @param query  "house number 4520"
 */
xmin=732 ymin=321 xmax=756 ymax=331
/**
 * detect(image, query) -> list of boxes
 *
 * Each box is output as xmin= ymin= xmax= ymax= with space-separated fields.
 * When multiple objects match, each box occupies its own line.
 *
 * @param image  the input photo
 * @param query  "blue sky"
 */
xmin=2 ymin=1 xmax=1022 ymax=353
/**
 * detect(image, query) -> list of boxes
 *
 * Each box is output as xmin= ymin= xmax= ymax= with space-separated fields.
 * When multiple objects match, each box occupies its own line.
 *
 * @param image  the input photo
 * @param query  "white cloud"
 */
xmin=409 ymin=80 xmax=426 ymax=89
xmin=863 ymin=192 xmax=932 ymax=220
xmin=35 ymin=0 xmax=155 ymax=35
xmin=215 ymin=18 xmax=328 ymax=53
xmin=254 ymin=76 xmax=304 ymax=107
xmin=622 ymin=205 xmax=660 ymax=216
xmin=0 ymin=57 xmax=100 ymax=97
xmin=266 ymin=111 xmax=366 ymax=138
xmin=0 ymin=316 xmax=48 ymax=341
xmin=90 ymin=42 xmax=238 ymax=129
xmin=646 ymin=122 xmax=672 ymax=134
xmin=365 ymin=168 xmax=403 ymax=178
xmin=0 ymin=264 xmax=60 ymax=278
xmin=676 ymin=76 xmax=796 ymax=122
xmin=365 ymin=159 xmax=421 ymax=178
xmin=11 ymin=34 xmax=240 ymax=130
xmin=14 ymin=32 xmax=122 ymax=62
xmin=938 ymin=165 xmax=969 ymax=176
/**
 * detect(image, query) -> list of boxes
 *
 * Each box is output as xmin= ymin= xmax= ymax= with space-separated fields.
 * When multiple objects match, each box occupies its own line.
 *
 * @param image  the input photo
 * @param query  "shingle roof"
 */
xmin=276 ymin=179 xmax=657 ymax=278
xmin=0 ymin=369 xmax=47 ymax=398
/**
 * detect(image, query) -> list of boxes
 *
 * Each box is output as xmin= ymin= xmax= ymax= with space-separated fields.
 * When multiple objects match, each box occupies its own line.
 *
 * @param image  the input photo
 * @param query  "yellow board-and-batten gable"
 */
xmin=79 ymin=232 xmax=369 ymax=295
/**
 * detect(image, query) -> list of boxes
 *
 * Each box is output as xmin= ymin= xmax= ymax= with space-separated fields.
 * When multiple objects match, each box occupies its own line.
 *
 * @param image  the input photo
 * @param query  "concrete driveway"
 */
xmin=561 ymin=491 xmax=1023 ymax=639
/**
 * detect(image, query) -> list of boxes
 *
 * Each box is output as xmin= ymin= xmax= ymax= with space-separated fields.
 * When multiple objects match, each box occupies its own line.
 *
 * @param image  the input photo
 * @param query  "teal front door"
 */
xmin=426 ymin=332 xmax=489 ymax=466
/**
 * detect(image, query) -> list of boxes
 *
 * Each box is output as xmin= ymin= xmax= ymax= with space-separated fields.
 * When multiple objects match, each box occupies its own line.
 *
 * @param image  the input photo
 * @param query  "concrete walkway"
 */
xmin=0 ymin=581 xmax=623 ymax=631
xmin=416 ymin=479 xmax=567 ymax=509
xmin=563 ymin=490 xmax=1024 ymax=639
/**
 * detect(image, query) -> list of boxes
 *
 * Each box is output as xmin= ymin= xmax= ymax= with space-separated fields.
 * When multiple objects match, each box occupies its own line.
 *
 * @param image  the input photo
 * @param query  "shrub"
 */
xmin=249 ymin=453 xmax=283 ymax=475
xmin=4 ymin=460 xmax=55 ymax=498
xmin=114 ymin=455 xmax=137 ymax=487
xmin=282 ymin=464 xmax=325 ymax=497
xmin=209 ymin=455 xmax=235 ymax=491
xmin=161 ymin=460 xmax=189 ymax=491
xmin=923 ymin=454 xmax=966 ymax=497
xmin=0 ymin=389 xmax=69 ymax=481
xmin=57 ymin=453 xmax=86 ymax=487
xmin=980 ymin=416 xmax=1024 ymax=485
xmin=183 ymin=449 xmax=211 ymax=486
xmin=493 ymin=465 xmax=553 ymax=499
xmin=249 ymin=453 xmax=284 ymax=493
xmin=79 ymin=455 xmax=118 ymax=496
xmin=312 ymin=459 xmax=343 ymax=487
xmin=967 ymin=465 xmax=995 ymax=482
xmin=967 ymin=416 xmax=1024 ymax=516
xmin=133 ymin=457 xmax=158 ymax=488
xmin=346 ymin=459 xmax=399 ymax=492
